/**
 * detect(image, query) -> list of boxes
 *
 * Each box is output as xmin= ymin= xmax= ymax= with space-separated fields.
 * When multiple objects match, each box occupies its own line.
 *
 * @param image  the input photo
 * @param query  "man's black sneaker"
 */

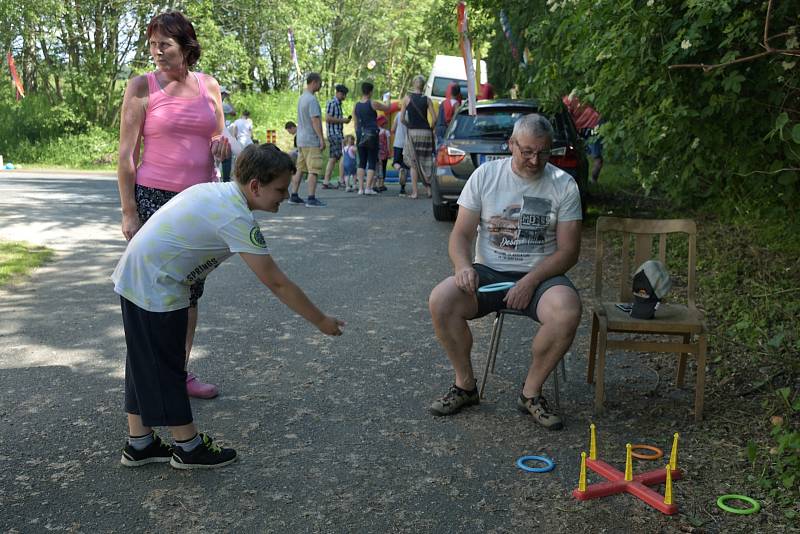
xmin=288 ymin=195 xmax=305 ymax=205
xmin=429 ymin=384 xmax=480 ymax=416
xmin=517 ymin=393 xmax=564 ymax=430
xmin=170 ymin=433 xmax=237 ymax=470
xmin=120 ymin=432 xmax=173 ymax=467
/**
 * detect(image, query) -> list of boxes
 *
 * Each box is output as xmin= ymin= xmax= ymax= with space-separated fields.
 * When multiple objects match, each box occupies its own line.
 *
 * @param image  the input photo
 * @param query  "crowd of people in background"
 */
xmin=214 ymin=67 xmax=505 ymax=205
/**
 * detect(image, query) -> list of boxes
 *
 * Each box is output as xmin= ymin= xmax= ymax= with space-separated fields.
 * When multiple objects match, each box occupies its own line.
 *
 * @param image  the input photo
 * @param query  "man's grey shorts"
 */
xmin=470 ymin=263 xmax=578 ymax=322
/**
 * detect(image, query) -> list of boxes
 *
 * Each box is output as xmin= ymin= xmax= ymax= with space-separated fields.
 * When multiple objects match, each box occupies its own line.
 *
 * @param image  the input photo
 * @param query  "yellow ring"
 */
xmin=630 ymin=444 xmax=664 ymax=460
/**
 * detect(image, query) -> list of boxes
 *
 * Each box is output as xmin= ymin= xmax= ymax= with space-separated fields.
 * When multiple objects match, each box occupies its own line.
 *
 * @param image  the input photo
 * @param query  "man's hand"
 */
xmin=317 ymin=316 xmax=345 ymax=336
xmin=122 ymin=211 xmax=142 ymax=241
xmin=454 ymin=266 xmax=479 ymax=294
xmin=503 ymin=276 xmax=537 ymax=310
xmin=319 ymin=137 xmax=326 ymax=150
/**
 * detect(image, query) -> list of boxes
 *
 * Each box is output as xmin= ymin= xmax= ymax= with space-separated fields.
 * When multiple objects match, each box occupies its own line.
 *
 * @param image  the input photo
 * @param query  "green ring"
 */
xmin=716 ymin=494 xmax=761 ymax=515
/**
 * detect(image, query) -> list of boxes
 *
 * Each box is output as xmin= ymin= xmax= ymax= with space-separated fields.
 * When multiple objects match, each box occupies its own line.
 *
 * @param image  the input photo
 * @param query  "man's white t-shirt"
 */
xmin=112 ymin=182 xmax=271 ymax=312
xmin=232 ymin=117 xmax=254 ymax=146
xmin=457 ymin=158 xmax=582 ymax=272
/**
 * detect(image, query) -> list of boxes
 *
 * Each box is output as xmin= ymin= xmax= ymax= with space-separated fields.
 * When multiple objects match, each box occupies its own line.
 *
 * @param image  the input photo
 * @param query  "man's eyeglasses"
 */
xmin=513 ymin=139 xmax=551 ymax=161
xmin=518 ymin=148 xmax=551 ymax=161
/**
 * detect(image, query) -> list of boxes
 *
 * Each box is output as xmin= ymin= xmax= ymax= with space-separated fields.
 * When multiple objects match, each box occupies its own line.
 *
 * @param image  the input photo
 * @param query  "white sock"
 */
xmin=128 ymin=431 xmax=154 ymax=451
xmin=175 ymin=433 xmax=202 ymax=452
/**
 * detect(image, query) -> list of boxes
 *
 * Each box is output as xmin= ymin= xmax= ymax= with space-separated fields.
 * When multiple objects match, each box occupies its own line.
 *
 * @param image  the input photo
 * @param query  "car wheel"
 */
xmin=433 ymin=202 xmax=454 ymax=222
xmin=431 ymin=176 xmax=453 ymax=221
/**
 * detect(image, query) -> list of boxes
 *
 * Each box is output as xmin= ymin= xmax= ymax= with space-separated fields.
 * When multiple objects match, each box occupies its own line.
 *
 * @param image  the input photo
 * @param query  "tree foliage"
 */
xmin=475 ymin=0 xmax=800 ymax=209
xmin=0 ymin=0 xmax=451 ymax=136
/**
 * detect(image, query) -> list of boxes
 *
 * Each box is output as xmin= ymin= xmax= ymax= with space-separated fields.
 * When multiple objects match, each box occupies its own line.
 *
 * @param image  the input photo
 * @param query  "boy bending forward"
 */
xmin=112 ymin=143 xmax=343 ymax=469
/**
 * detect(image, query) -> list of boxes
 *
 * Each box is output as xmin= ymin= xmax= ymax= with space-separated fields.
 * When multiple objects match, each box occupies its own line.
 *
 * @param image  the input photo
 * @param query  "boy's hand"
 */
xmin=318 ymin=316 xmax=345 ymax=336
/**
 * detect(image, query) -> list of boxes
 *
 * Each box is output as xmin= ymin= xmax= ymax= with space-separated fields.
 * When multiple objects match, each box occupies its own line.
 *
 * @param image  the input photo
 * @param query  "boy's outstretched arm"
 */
xmin=240 ymin=253 xmax=344 ymax=336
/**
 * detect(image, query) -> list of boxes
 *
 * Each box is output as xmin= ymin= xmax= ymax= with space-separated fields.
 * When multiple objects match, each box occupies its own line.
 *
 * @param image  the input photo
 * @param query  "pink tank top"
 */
xmin=136 ymin=71 xmax=218 ymax=192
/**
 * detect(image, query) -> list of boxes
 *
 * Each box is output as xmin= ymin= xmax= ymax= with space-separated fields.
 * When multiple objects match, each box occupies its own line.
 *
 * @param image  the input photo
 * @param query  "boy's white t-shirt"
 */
xmin=112 ymin=182 xmax=270 ymax=312
xmin=457 ymin=158 xmax=582 ymax=272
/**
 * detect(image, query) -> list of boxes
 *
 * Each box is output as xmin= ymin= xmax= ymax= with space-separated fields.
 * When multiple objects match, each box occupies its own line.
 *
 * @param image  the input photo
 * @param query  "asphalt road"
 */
xmin=0 ymin=171 xmax=721 ymax=533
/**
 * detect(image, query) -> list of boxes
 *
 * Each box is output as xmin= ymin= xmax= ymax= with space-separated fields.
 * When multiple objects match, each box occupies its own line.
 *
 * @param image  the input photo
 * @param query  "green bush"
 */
xmin=2 ymin=89 xmax=356 ymax=168
xmin=749 ymin=389 xmax=800 ymax=519
xmin=0 ymin=94 xmax=91 ymax=156
xmin=10 ymin=127 xmax=118 ymax=168
xmin=482 ymin=0 xmax=800 ymax=209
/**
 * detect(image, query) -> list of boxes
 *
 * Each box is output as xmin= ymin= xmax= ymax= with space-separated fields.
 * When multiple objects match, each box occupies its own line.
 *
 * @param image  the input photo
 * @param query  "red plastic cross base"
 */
xmin=572 ymin=458 xmax=682 ymax=515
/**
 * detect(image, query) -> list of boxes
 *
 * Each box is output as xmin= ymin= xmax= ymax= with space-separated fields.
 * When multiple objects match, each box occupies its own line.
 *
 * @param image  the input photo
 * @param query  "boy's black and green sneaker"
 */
xmin=170 ymin=433 xmax=237 ymax=470
xmin=429 ymin=384 xmax=480 ymax=416
xmin=120 ymin=432 xmax=173 ymax=467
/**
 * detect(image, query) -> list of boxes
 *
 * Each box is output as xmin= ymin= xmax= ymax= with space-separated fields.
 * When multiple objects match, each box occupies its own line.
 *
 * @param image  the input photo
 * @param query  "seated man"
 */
xmin=428 ymin=114 xmax=583 ymax=430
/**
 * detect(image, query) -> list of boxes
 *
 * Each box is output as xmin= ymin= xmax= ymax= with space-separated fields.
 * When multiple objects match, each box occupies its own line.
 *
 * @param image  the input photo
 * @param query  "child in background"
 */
xmin=391 ymin=111 xmax=410 ymax=196
xmin=375 ymin=115 xmax=391 ymax=193
xmin=231 ymin=110 xmax=254 ymax=147
xmin=342 ymin=135 xmax=357 ymax=192
xmin=284 ymin=121 xmax=298 ymax=163
xmin=113 ymin=143 xmax=344 ymax=470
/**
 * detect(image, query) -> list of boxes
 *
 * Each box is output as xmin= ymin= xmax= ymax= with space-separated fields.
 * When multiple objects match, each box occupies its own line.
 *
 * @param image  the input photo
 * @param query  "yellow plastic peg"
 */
xmin=624 ymin=443 xmax=633 ymax=481
xmin=579 ymin=451 xmax=587 ymax=492
xmin=590 ymin=423 xmax=597 ymax=460
xmin=669 ymin=432 xmax=679 ymax=471
xmin=664 ymin=464 xmax=673 ymax=505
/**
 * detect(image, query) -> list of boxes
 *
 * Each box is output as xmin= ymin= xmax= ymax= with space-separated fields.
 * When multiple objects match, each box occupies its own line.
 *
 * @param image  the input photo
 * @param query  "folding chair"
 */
xmin=479 ymin=308 xmax=567 ymax=409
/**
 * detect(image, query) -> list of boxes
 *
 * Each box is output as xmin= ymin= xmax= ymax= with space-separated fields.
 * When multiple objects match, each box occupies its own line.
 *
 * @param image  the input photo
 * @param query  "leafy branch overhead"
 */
xmin=669 ymin=0 xmax=799 ymax=72
xmin=470 ymin=0 xmax=799 ymax=207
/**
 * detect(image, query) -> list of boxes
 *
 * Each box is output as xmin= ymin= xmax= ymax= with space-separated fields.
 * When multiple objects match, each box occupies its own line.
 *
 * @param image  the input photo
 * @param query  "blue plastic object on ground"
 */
xmin=516 ymin=455 xmax=555 ymax=473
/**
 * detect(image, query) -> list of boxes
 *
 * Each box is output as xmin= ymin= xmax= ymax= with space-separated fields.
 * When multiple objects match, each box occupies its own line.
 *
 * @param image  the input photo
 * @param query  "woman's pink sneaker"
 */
xmin=186 ymin=372 xmax=219 ymax=399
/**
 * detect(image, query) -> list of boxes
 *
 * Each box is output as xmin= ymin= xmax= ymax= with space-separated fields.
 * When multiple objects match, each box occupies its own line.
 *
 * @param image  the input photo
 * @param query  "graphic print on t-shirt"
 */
xmin=487 ymin=196 xmax=552 ymax=253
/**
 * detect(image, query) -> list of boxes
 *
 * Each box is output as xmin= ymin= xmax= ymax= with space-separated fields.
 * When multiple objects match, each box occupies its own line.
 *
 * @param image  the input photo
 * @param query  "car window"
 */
xmin=448 ymin=109 xmax=535 ymax=139
xmin=552 ymin=110 xmax=578 ymax=141
xmin=431 ymin=77 xmax=469 ymax=99
xmin=448 ymin=107 xmax=572 ymax=142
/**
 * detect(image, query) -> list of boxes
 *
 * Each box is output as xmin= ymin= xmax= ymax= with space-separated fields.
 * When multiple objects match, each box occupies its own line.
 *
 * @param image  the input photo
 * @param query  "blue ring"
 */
xmin=516 ymin=455 xmax=555 ymax=473
xmin=478 ymin=281 xmax=516 ymax=293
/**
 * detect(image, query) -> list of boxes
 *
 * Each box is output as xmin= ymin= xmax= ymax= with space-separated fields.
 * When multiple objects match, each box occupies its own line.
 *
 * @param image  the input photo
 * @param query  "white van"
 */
xmin=425 ymin=55 xmax=488 ymax=103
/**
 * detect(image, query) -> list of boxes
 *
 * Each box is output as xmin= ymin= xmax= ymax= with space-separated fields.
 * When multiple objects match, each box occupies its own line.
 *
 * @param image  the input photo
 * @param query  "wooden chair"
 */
xmin=587 ymin=217 xmax=708 ymax=422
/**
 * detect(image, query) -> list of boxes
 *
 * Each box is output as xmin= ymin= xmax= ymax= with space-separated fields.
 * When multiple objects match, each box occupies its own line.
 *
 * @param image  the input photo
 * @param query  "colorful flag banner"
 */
xmin=287 ymin=29 xmax=302 ymax=83
xmin=6 ymin=52 xmax=25 ymax=99
xmin=458 ymin=2 xmax=477 ymax=116
xmin=499 ymin=10 xmax=525 ymax=67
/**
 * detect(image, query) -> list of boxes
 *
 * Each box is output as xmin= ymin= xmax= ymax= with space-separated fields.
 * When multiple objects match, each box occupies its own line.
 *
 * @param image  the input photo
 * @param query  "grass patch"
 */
xmin=0 ymin=241 xmax=55 ymax=286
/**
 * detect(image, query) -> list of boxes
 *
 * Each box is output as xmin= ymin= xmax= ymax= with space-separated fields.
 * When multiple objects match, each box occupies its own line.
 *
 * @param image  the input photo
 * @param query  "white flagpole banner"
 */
xmin=458 ymin=2 xmax=477 ymax=116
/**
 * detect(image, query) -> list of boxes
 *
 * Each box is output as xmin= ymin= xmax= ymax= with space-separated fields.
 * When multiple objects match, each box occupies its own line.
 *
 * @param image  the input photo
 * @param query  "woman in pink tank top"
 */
xmin=116 ymin=11 xmax=230 ymax=401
